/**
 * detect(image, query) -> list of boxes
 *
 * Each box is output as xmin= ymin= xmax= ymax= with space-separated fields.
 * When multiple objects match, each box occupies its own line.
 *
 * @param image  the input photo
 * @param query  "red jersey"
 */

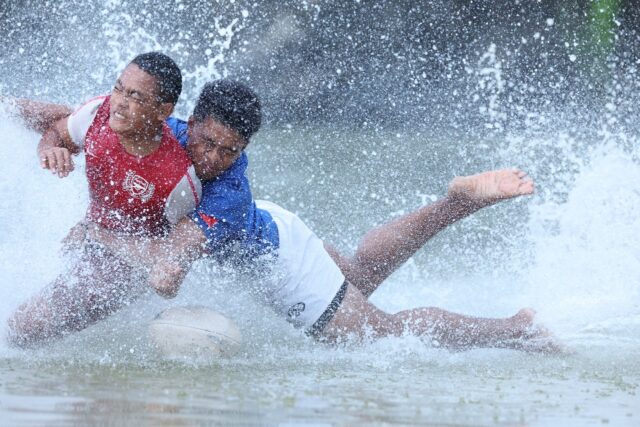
xmin=67 ymin=96 xmax=201 ymax=236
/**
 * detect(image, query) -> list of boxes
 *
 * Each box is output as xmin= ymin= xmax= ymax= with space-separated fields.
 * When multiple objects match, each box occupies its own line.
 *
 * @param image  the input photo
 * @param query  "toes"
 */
xmin=506 ymin=168 xmax=530 ymax=181
xmin=508 ymin=168 xmax=523 ymax=178
xmin=519 ymin=180 xmax=535 ymax=194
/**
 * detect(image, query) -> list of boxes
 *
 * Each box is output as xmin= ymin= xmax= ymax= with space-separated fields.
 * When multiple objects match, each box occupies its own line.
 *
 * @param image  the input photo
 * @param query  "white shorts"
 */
xmin=255 ymin=200 xmax=346 ymax=330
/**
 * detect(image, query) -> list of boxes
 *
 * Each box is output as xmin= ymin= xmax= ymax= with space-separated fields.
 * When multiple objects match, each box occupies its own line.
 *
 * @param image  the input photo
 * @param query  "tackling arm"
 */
xmin=17 ymin=99 xmax=71 ymax=133
xmin=87 ymin=217 xmax=208 ymax=299
xmin=147 ymin=217 xmax=208 ymax=298
xmin=0 ymin=96 xmax=72 ymax=133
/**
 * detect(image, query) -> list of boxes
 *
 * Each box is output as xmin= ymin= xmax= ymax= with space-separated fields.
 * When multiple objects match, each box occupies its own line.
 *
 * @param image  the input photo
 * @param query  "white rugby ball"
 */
xmin=148 ymin=306 xmax=242 ymax=360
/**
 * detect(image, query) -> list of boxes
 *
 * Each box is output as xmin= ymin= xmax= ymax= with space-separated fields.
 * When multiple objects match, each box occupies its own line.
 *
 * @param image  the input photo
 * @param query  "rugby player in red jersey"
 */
xmin=7 ymin=53 xmax=201 ymax=346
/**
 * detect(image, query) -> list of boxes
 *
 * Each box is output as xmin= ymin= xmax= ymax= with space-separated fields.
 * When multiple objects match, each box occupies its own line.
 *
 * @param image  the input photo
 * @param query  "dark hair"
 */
xmin=130 ymin=52 xmax=182 ymax=105
xmin=193 ymin=80 xmax=262 ymax=141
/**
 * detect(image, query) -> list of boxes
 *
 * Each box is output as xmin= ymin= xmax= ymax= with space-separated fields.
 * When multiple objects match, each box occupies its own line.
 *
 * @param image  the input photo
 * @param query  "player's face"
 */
xmin=109 ymin=64 xmax=166 ymax=137
xmin=186 ymin=117 xmax=247 ymax=181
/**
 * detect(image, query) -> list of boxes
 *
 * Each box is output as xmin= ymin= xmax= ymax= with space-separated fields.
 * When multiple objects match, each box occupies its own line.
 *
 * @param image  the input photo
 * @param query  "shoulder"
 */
xmin=165 ymin=117 xmax=188 ymax=147
xmin=161 ymin=123 xmax=190 ymax=158
xmin=201 ymin=173 xmax=250 ymax=206
xmin=67 ymin=95 xmax=108 ymax=146
xmin=165 ymin=165 xmax=202 ymax=224
xmin=194 ymin=153 xmax=251 ymax=221
xmin=71 ymin=95 xmax=107 ymax=118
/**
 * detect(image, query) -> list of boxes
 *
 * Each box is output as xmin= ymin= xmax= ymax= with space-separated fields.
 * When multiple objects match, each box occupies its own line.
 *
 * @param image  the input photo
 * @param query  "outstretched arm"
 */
xmin=87 ymin=217 xmax=208 ymax=298
xmin=327 ymin=169 xmax=535 ymax=298
xmin=0 ymin=96 xmax=72 ymax=133
xmin=147 ymin=218 xmax=208 ymax=298
xmin=15 ymin=99 xmax=71 ymax=134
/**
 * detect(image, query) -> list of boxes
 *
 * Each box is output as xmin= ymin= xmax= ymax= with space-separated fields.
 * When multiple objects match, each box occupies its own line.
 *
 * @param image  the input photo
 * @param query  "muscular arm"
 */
xmin=88 ymin=217 xmax=208 ymax=298
xmin=17 ymin=99 xmax=71 ymax=134
xmin=147 ymin=218 xmax=208 ymax=298
xmin=38 ymin=116 xmax=81 ymax=178
xmin=0 ymin=96 xmax=72 ymax=133
xmin=0 ymin=96 xmax=82 ymax=177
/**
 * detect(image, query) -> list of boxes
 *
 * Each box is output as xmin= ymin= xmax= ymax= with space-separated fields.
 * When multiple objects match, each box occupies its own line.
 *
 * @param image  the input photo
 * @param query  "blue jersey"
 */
xmin=166 ymin=117 xmax=279 ymax=260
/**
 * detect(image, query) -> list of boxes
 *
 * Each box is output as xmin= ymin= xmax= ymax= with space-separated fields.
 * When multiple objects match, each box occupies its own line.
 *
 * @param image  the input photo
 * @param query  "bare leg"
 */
xmin=320 ymin=283 xmax=558 ymax=353
xmin=326 ymin=169 xmax=535 ymax=297
xmin=7 ymin=243 xmax=147 ymax=347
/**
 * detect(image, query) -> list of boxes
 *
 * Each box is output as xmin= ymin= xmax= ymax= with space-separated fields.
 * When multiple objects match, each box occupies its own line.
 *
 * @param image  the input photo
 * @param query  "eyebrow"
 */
xmin=114 ymin=80 xmax=144 ymax=97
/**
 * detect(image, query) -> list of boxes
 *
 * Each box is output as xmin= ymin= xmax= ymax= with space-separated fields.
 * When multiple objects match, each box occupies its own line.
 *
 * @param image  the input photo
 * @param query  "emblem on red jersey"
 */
xmin=123 ymin=170 xmax=155 ymax=202
xmin=199 ymin=212 xmax=218 ymax=228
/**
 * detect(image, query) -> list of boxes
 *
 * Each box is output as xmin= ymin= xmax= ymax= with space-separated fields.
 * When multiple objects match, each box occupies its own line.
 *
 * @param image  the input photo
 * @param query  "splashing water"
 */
xmin=1 ymin=1 xmax=639 ymax=425
xmin=525 ymin=144 xmax=640 ymax=336
xmin=2 ymin=100 xmax=639 ymax=425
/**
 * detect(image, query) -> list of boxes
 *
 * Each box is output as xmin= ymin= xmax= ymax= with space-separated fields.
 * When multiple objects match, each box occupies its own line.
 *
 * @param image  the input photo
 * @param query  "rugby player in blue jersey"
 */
xmin=5 ymin=81 xmax=556 ymax=351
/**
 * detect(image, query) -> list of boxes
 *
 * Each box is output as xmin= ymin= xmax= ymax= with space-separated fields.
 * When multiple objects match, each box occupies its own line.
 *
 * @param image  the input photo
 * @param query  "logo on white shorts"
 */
xmin=123 ymin=170 xmax=155 ymax=202
xmin=287 ymin=302 xmax=306 ymax=319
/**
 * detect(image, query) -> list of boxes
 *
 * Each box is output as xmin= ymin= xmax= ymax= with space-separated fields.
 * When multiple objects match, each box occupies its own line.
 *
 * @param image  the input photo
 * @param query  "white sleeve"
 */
xmin=66 ymin=96 xmax=106 ymax=147
xmin=164 ymin=165 xmax=203 ymax=225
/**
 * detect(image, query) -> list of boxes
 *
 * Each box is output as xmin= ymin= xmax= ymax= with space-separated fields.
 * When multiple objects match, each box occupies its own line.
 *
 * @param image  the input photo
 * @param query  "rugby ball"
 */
xmin=148 ymin=306 xmax=242 ymax=360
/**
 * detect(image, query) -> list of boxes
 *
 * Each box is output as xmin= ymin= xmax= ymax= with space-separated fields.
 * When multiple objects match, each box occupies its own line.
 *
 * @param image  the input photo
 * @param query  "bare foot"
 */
xmin=448 ymin=168 xmax=535 ymax=208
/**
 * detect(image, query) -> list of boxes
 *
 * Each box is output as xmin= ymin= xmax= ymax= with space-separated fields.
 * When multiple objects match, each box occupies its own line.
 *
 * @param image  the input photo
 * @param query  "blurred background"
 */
xmin=1 ymin=0 xmax=638 ymax=128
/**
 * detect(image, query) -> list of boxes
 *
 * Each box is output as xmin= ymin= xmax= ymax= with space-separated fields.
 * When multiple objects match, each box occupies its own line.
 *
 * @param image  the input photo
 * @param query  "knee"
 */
xmin=6 ymin=300 xmax=65 ymax=348
xmin=384 ymin=312 xmax=411 ymax=336
xmin=6 ymin=307 xmax=39 ymax=348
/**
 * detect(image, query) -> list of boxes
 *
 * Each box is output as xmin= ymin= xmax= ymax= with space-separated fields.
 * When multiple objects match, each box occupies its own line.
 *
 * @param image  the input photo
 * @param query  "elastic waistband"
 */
xmin=306 ymin=281 xmax=348 ymax=338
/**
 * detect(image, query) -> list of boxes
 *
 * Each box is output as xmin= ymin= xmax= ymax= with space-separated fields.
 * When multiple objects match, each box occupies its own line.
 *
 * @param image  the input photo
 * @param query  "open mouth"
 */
xmin=111 ymin=111 xmax=127 ymax=121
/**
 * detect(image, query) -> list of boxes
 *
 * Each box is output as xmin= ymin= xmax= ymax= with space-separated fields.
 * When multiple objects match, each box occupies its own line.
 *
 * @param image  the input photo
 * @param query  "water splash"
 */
xmin=524 ymin=144 xmax=640 ymax=336
xmin=474 ymin=43 xmax=507 ymax=132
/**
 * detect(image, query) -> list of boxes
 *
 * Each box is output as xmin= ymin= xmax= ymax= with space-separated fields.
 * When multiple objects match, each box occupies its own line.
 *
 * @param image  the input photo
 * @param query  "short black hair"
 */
xmin=130 ymin=52 xmax=182 ymax=105
xmin=193 ymin=80 xmax=262 ymax=141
